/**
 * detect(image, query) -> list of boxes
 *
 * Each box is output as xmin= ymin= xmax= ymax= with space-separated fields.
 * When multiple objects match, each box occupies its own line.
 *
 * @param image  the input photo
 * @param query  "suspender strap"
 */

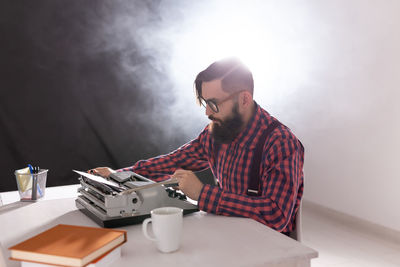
xmin=247 ymin=120 xmax=282 ymax=196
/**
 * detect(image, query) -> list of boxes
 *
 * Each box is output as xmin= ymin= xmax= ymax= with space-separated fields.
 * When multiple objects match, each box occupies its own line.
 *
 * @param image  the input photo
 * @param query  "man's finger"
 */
xmin=173 ymin=170 xmax=185 ymax=175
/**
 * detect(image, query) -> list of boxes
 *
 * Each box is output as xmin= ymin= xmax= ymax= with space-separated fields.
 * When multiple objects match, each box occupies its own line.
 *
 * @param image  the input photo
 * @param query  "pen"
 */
xmin=35 ymin=166 xmax=43 ymax=197
xmin=28 ymin=164 xmax=43 ymax=200
xmin=28 ymin=164 xmax=37 ymax=200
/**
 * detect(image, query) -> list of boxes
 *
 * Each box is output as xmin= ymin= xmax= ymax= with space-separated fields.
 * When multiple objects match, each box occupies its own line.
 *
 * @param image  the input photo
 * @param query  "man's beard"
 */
xmin=209 ymin=103 xmax=244 ymax=144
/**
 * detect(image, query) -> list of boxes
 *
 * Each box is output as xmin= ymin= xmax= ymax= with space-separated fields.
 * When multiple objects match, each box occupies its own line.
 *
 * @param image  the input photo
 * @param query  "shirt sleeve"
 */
xmin=119 ymin=129 xmax=211 ymax=182
xmin=197 ymin=131 xmax=304 ymax=232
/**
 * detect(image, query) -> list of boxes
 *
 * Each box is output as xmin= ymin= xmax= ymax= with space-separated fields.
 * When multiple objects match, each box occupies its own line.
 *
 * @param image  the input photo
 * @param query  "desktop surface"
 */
xmin=0 ymin=186 xmax=318 ymax=267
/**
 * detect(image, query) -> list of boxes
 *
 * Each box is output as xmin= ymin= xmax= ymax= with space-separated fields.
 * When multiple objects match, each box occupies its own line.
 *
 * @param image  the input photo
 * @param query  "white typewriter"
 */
xmin=74 ymin=170 xmax=198 ymax=228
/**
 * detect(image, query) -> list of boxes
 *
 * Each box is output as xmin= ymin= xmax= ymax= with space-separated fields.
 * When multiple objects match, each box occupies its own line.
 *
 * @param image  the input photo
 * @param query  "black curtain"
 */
xmin=0 ymin=1 xmax=195 ymax=191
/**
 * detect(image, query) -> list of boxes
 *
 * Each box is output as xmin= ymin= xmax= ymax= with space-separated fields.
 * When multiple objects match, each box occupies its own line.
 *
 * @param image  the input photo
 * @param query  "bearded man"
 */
xmin=91 ymin=58 xmax=304 ymax=235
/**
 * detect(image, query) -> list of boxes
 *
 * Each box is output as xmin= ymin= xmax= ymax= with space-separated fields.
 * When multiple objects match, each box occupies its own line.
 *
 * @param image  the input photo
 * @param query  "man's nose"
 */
xmin=205 ymin=105 xmax=214 ymax=117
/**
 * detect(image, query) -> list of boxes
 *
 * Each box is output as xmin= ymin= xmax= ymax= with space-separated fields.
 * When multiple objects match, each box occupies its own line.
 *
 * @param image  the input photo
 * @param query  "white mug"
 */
xmin=142 ymin=207 xmax=183 ymax=253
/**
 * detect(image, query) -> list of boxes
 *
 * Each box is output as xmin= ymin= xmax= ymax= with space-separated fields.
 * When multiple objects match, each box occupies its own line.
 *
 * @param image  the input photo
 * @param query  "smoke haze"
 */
xmin=2 ymin=0 xmax=400 ymax=232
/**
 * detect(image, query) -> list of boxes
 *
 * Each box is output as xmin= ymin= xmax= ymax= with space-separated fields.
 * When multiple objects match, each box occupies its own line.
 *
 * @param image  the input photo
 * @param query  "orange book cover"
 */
xmin=9 ymin=224 xmax=127 ymax=267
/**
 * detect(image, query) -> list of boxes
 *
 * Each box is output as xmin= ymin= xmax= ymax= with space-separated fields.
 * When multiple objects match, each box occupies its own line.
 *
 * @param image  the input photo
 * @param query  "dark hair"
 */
xmin=194 ymin=57 xmax=254 ymax=104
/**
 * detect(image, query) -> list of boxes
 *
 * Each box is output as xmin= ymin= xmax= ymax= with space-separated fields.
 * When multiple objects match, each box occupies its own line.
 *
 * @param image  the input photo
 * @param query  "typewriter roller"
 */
xmin=75 ymin=171 xmax=198 ymax=228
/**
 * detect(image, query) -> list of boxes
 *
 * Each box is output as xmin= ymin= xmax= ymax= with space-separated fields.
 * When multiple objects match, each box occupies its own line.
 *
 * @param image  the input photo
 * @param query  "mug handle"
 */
xmin=142 ymin=218 xmax=156 ymax=241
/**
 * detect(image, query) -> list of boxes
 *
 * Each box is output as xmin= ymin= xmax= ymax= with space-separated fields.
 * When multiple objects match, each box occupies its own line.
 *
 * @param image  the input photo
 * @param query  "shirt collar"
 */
xmin=231 ymin=101 xmax=263 ymax=147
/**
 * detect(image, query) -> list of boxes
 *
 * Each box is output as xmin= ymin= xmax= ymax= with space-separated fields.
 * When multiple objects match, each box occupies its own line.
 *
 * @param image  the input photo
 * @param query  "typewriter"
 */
xmin=74 ymin=170 xmax=198 ymax=228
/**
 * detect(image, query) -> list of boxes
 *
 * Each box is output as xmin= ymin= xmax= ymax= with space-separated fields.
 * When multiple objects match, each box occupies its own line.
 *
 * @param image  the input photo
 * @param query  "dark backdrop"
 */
xmin=0 ymin=1 xmax=209 ymax=191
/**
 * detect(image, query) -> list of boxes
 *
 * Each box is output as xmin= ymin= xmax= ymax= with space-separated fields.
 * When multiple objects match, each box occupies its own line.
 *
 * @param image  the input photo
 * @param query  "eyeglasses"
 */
xmin=199 ymin=90 xmax=243 ymax=113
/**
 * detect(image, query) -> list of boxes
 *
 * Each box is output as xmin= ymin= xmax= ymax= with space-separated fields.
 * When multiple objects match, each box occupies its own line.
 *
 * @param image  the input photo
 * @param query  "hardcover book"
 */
xmin=9 ymin=224 xmax=127 ymax=267
xmin=20 ymin=246 xmax=121 ymax=267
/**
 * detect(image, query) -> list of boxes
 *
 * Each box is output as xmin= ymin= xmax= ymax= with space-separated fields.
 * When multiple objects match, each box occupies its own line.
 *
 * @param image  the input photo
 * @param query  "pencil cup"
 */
xmin=142 ymin=207 xmax=183 ymax=253
xmin=15 ymin=168 xmax=48 ymax=201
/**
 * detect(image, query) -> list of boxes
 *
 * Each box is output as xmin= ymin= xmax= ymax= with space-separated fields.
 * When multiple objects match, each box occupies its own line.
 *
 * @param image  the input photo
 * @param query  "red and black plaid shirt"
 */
xmin=121 ymin=103 xmax=304 ymax=233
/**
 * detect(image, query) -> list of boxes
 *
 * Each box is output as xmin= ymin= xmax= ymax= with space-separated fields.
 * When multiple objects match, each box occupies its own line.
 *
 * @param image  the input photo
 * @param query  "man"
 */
xmin=91 ymin=58 xmax=304 ymax=234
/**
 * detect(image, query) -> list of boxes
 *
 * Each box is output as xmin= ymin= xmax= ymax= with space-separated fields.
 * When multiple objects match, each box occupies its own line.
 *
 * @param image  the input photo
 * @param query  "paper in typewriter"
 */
xmin=73 ymin=170 xmax=178 ymax=194
xmin=73 ymin=170 xmax=125 ymax=190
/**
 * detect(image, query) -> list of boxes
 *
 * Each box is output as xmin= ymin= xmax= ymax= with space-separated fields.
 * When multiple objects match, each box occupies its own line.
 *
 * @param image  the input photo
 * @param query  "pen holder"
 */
xmin=15 ymin=169 xmax=48 ymax=201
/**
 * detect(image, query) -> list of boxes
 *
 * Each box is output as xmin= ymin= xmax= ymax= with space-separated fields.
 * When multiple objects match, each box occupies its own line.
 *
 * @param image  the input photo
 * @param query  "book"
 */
xmin=9 ymin=224 xmax=127 ymax=267
xmin=87 ymin=246 xmax=121 ymax=267
xmin=20 ymin=246 xmax=121 ymax=267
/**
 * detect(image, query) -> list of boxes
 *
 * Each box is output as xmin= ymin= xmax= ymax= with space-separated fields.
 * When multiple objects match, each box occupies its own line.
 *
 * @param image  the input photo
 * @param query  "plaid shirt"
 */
xmin=121 ymin=103 xmax=304 ymax=233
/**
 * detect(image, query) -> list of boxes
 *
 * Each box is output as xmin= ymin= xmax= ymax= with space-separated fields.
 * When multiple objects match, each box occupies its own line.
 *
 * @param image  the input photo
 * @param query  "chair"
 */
xmin=289 ymin=200 xmax=303 ymax=242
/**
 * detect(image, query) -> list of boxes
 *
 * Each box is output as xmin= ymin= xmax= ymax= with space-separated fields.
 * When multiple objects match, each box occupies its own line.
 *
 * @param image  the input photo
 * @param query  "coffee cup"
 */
xmin=142 ymin=207 xmax=183 ymax=253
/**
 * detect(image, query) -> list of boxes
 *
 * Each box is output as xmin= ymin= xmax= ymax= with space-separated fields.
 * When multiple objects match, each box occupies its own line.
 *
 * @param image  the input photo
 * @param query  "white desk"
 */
xmin=0 ymin=184 xmax=81 ymax=205
xmin=0 ymin=186 xmax=318 ymax=267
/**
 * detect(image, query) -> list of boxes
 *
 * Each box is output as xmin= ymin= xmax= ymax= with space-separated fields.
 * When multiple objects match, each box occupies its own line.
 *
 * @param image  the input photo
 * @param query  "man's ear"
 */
xmin=240 ymin=91 xmax=253 ymax=108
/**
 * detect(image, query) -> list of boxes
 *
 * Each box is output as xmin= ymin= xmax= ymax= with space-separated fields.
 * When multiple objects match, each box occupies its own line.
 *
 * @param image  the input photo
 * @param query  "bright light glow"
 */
xmin=168 ymin=1 xmax=314 ymax=115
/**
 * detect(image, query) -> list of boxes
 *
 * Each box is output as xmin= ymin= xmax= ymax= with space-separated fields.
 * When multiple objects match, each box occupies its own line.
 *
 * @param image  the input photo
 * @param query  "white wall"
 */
xmin=161 ymin=0 xmax=400 ymax=231
xmin=270 ymin=0 xmax=400 ymax=231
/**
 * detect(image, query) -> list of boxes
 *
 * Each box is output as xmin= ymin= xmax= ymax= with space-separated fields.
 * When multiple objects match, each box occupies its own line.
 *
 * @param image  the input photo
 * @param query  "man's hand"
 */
xmin=172 ymin=169 xmax=204 ymax=201
xmin=87 ymin=167 xmax=116 ymax=178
